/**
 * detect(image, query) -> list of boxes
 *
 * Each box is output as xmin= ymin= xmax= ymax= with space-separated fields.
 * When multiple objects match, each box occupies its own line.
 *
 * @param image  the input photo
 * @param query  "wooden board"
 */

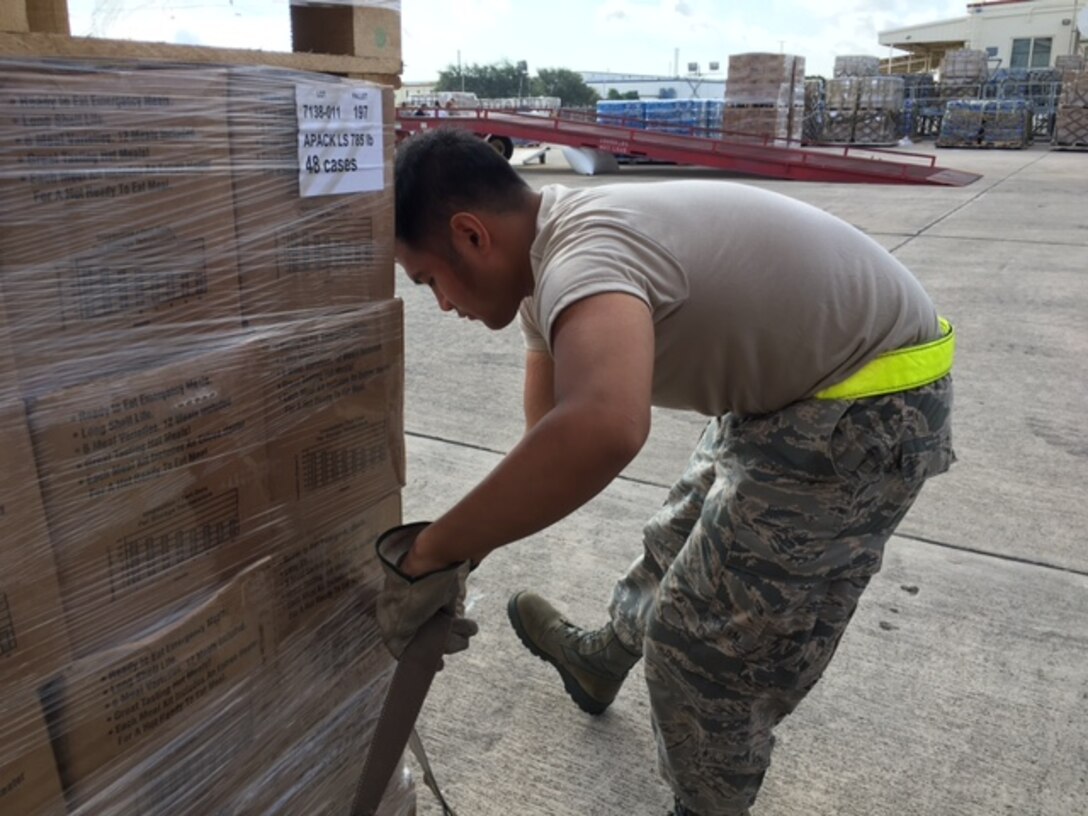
xmin=0 ymin=0 xmax=28 ymax=33
xmin=1 ymin=0 xmax=68 ymax=34
xmin=26 ymin=0 xmax=68 ymax=34
xmin=0 ymin=31 xmax=401 ymax=79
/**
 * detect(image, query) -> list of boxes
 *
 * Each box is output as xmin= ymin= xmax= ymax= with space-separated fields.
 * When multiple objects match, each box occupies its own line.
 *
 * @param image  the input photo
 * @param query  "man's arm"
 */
xmin=523 ymin=349 xmax=555 ymax=431
xmin=402 ymin=292 xmax=654 ymax=574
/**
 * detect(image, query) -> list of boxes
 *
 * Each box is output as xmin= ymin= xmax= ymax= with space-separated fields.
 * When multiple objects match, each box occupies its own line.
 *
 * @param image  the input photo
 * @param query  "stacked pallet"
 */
xmin=822 ymin=59 xmax=904 ymax=146
xmin=704 ymin=99 xmax=726 ymax=137
xmin=596 ymin=99 xmax=726 ymax=138
xmin=833 ymin=55 xmax=880 ymax=78
xmin=644 ymin=98 xmax=705 ymax=134
xmin=802 ymin=78 xmax=825 ymax=144
xmin=902 ymin=73 xmax=939 ymax=139
xmin=937 ymin=99 xmax=1034 ymax=148
xmin=939 ymin=49 xmax=989 ymax=101
xmin=1054 ymin=65 xmax=1088 ymax=147
xmin=1055 ymin=55 xmax=1086 ymax=73
xmin=596 ymin=99 xmax=646 ymax=128
xmin=855 ymin=77 xmax=905 ymax=144
xmin=722 ymin=52 xmax=805 ymax=142
xmin=0 ymin=4 xmax=417 ymax=816
xmin=822 ymin=77 xmax=860 ymax=142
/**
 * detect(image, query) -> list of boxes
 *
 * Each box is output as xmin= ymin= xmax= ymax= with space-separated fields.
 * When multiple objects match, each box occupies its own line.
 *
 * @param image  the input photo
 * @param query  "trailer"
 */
xmin=395 ymin=108 xmax=982 ymax=187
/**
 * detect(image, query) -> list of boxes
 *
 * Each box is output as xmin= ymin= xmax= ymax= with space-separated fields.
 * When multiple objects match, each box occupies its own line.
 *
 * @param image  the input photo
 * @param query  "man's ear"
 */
xmin=449 ymin=212 xmax=491 ymax=255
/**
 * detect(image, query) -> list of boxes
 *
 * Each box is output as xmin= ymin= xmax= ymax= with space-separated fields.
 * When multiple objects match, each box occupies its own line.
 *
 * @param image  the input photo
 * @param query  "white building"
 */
xmin=879 ymin=0 xmax=1088 ymax=74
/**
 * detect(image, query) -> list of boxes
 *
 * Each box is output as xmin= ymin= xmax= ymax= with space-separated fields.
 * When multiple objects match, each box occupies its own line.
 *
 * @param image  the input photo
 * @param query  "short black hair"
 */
xmin=395 ymin=127 xmax=531 ymax=251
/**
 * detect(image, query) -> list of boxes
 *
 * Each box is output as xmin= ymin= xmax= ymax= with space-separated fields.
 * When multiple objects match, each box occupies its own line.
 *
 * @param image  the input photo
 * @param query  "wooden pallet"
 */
xmin=0 ymin=0 xmax=401 ymax=83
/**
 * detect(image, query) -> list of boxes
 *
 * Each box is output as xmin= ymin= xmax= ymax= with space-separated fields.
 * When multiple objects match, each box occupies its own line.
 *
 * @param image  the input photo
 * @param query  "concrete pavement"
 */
xmin=398 ymin=141 xmax=1088 ymax=816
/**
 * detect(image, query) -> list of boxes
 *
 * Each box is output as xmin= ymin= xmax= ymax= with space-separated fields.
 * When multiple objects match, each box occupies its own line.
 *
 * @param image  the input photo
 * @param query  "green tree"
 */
xmin=531 ymin=68 xmax=600 ymax=107
xmin=435 ymin=60 xmax=524 ymax=98
xmin=607 ymin=89 xmax=640 ymax=100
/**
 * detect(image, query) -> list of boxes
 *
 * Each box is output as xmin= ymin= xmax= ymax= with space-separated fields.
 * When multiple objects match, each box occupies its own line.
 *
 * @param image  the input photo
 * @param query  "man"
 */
xmin=390 ymin=127 xmax=955 ymax=816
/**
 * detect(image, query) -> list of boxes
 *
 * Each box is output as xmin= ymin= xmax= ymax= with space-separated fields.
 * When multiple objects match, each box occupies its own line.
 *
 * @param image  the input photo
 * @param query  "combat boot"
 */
xmin=506 ymin=590 xmax=640 ymax=715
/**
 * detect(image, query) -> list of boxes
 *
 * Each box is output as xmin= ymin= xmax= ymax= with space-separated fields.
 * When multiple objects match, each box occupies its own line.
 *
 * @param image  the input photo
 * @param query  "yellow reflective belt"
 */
xmin=815 ymin=318 xmax=955 ymax=401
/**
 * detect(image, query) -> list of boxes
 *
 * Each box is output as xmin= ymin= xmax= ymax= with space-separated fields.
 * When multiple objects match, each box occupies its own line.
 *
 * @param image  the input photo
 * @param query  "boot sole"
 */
xmin=506 ymin=593 xmax=611 ymax=716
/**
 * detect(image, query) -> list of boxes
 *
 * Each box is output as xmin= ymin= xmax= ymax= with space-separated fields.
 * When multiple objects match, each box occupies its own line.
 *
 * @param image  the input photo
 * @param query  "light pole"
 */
xmin=517 ymin=60 xmax=528 ymax=101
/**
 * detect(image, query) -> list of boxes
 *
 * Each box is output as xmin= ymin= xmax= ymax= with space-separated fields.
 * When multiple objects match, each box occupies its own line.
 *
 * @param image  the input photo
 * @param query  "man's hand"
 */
xmin=375 ymin=523 xmax=478 ymax=663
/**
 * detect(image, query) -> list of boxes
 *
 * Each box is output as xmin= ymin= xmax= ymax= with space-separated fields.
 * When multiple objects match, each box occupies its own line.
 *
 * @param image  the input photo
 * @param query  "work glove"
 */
xmin=375 ymin=522 xmax=479 ymax=664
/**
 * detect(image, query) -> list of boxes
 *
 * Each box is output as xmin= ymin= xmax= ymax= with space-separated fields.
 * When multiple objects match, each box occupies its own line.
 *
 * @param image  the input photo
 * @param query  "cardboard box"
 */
xmin=239 ymin=678 xmax=404 ymax=816
xmin=261 ymin=301 xmax=404 ymax=524
xmin=726 ymin=53 xmax=805 ymax=106
xmin=228 ymin=67 xmax=396 ymax=322
xmin=722 ymin=105 xmax=803 ymax=143
xmin=0 ymin=63 xmax=244 ymax=394
xmin=273 ymin=491 xmax=399 ymax=639
xmin=26 ymin=341 xmax=274 ymax=654
xmin=269 ymin=492 xmax=399 ymax=735
xmin=0 ymin=400 xmax=72 ymax=688
xmin=0 ymin=685 xmax=66 ymax=816
xmin=51 ymin=557 xmax=276 ymax=811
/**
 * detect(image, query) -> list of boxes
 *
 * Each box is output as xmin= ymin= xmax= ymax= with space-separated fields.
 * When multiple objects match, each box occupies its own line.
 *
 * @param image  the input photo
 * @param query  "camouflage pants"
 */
xmin=607 ymin=378 xmax=955 ymax=816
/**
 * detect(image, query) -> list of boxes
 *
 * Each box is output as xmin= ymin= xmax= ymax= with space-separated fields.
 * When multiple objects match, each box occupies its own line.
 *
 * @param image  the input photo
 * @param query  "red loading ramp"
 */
xmin=395 ymin=109 xmax=982 ymax=187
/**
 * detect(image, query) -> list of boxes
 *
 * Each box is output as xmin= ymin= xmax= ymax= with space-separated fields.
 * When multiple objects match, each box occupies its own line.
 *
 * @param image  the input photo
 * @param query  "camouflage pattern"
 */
xmin=608 ymin=377 xmax=955 ymax=815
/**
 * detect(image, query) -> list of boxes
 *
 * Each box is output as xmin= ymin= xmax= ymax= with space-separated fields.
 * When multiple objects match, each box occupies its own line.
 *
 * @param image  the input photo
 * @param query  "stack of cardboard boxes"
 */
xmin=1054 ymin=57 xmax=1088 ymax=147
xmin=0 ymin=54 xmax=412 ymax=815
xmin=938 ymin=49 xmax=989 ymax=101
xmin=722 ymin=52 xmax=806 ymax=143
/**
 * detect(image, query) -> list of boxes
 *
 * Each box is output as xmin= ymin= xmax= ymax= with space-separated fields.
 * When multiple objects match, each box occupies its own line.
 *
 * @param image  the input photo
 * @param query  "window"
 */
xmin=1031 ymin=38 xmax=1052 ymax=68
xmin=986 ymin=46 xmax=999 ymax=58
xmin=1010 ymin=37 xmax=1053 ymax=69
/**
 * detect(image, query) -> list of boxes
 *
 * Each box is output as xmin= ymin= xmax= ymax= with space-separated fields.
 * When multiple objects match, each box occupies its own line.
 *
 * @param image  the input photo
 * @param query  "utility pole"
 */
xmin=1072 ymin=0 xmax=1082 ymax=56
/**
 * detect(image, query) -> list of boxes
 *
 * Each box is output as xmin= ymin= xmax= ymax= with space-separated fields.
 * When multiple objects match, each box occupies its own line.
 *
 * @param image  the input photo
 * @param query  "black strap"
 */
xmin=408 ymin=729 xmax=458 ymax=815
xmin=350 ymin=611 xmax=455 ymax=816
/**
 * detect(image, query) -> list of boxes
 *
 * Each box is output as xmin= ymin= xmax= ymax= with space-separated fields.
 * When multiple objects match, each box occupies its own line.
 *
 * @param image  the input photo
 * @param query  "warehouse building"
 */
xmin=879 ymin=0 xmax=1088 ymax=74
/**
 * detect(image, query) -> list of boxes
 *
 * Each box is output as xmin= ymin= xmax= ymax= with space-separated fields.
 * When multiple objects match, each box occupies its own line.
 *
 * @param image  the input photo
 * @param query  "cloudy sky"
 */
xmin=67 ymin=0 xmax=970 ymax=79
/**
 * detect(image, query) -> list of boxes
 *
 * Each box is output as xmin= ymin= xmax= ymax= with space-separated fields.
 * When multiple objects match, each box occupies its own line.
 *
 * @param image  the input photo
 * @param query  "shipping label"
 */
xmin=295 ymin=84 xmax=384 ymax=197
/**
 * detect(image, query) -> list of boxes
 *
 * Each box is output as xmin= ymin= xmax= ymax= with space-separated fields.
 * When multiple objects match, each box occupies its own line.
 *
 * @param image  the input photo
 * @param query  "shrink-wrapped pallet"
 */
xmin=833 ymin=55 xmax=880 ymax=78
xmin=0 ymin=55 xmax=416 ymax=816
xmin=937 ymin=99 xmax=1033 ymax=148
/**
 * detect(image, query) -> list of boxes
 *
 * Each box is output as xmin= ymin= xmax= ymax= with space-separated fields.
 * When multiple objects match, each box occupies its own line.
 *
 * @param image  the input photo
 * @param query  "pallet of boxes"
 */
xmin=722 ymin=52 xmax=805 ymax=144
xmin=801 ymin=77 xmax=824 ymax=145
xmin=820 ymin=55 xmax=903 ymax=147
xmin=1053 ymin=55 xmax=1088 ymax=148
xmin=0 ymin=2 xmax=419 ymax=814
xmin=936 ymin=48 xmax=1033 ymax=149
xmin=901 ymin=73 xmax=938 ymax=141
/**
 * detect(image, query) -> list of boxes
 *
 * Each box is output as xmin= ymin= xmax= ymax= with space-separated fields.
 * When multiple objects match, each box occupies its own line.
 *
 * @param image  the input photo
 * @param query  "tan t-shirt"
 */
xmin=520 ymin=181 xmax=939 ymax=416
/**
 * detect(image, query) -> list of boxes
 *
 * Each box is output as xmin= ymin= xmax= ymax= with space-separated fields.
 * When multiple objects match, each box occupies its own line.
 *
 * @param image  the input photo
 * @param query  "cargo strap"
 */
xmin=815 ymin=317 xmax=955 ymax=401
xmin=351 ymin=611 xmax=458 ymax=816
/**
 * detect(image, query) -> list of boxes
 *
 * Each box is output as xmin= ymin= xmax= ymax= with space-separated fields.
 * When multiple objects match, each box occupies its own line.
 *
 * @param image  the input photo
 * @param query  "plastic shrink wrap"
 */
xmin=0 ymin=53 xmax=415 ymax=816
